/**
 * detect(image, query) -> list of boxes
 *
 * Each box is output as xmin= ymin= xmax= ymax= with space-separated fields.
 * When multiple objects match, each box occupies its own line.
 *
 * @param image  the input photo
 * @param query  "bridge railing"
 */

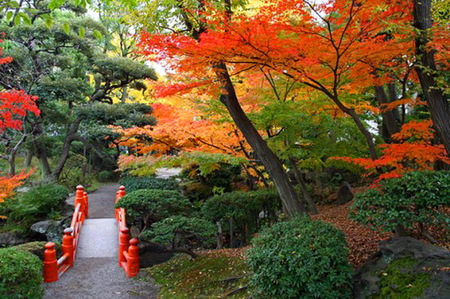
xmin=43 ymin=185 xmax=88 ymax=283
xmin=115 ymin=185 xmax=140 ymax=277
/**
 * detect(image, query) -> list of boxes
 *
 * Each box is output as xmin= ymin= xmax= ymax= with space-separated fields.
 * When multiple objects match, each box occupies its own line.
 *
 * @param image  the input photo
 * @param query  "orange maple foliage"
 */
xmin=112 ymin=102 xmax=250 ymax=158
xmin=334 ymin=120 xmax=450 ymax=182
xmin=0 ymin=171 xmax=31 ymax=203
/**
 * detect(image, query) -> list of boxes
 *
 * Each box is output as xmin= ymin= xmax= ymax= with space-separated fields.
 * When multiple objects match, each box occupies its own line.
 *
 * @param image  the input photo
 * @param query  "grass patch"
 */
xmin=146 ymin=254 xmax=251 ymax=298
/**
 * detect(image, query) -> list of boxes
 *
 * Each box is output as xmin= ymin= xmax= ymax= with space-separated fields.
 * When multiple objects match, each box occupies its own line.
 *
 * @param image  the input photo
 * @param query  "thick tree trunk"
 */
xmin=48 ymin=118 xmax=83 ymax=180
xmin=413 ymin=0 xmax=450 ymax=157
xmin=375 ymin=85 xmax=401 ymax=142
xmin=289 ymin=158 xmax=319 ymax=214
xmin=213 ymin=63 xmax=306 ymax=217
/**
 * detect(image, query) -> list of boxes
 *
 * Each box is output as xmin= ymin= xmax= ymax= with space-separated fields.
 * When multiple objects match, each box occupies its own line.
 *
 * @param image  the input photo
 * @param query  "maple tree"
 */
xmin=334 ymin=120 xmax=450 ymax=182
xmin=0 ymin=44 xmax=38 ymax=205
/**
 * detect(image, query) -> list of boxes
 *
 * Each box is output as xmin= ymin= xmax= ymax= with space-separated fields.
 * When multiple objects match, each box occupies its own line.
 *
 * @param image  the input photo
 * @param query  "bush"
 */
xmin=115 ymin=189 xmax=192 ymax=231
xmin=246 ymin=217 xmax=353 ymax=299
xmin=119 ymin=176 xmax=179 ymax=193
xmin=351 ymin=171 xmax=450 ymax=234
xmin=7 ymin=183 xmax=69 ymax=224
xmin=98 ymin=170 xmax=115 ymax=182
xmin=141 ymin=215 xmax=216 ymax=250
xmin=0 ymin=247 xmax=43 ymax=298
xmin=201 ymin=189 xmax=280 ymax=246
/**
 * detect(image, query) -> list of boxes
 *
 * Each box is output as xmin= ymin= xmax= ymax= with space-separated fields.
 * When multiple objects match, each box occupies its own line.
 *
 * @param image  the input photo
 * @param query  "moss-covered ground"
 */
xmin=145 ymin=254 xmax=252 ymax=298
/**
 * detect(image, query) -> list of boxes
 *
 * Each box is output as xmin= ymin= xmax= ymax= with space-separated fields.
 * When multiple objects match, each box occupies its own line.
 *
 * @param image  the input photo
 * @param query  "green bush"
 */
xmin=141 ymin=215 xmax=216 ymax=249
xmin=351 ymin=171 xmax=450 ymax=234
xmin=246 ymin=217 xmax=353 ymax=299
xmin=0 ymin=247 xmax=43 ymax=298
xmin=119 ymin=175 xmax=180 ymax=193
xmin=201 ymin=189 xmax=280 ymax=246
xmin=98 ymin=170 xmax=115 ymax=182
xmin=7 ymin=183 xmax=69 ymax=224
xmin=115 ymin=189 xmax=192 ymax=231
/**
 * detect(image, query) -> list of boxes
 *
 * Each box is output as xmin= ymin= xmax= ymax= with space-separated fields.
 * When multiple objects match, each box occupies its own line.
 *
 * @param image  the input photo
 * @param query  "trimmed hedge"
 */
xmin=247 ymin=217 xmax=353 ymax=299
xmin=115 ymin=189 xmax=192 ymax=230
xmin=119 ymin=176 xmax=179 ymax=193
xmin=0 ymin=247 xmax=43 ymax=298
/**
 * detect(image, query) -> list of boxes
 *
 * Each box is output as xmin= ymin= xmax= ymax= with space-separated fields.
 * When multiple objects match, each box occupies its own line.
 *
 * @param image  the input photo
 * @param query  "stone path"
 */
xmin=44 ymin=183 xmax=157 ymax=299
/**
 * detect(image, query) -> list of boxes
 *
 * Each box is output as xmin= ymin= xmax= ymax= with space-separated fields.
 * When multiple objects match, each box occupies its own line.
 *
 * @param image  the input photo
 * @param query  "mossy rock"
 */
xmin=354 ymin=237 xmax=450 ymax=299
xmin=14 ymin=241 xmax=62 ymax=261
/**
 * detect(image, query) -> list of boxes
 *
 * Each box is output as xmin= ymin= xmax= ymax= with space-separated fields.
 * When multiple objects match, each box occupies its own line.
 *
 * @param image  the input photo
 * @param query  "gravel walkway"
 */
xmin=45 ymin=183 xmax=158 ymax=298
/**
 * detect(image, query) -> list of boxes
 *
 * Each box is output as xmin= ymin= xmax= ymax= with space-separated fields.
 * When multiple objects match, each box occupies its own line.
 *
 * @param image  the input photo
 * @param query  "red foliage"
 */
xmin=334 ymin=120 xmax=450 ymax=183
xmin=0 ymin=90 xmax=40 ymax=132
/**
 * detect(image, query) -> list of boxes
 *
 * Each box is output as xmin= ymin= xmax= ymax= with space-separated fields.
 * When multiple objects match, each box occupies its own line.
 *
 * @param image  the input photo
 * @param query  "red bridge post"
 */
xmin=127 ymin=238 xmax=140 ymax=277
xmin=62 ymin=228 xmax=74 ymax=267
xmin=119 ymin=227 xmax=130 ymax=266
xmin=43 ymin=242 xmax=58 ymax=283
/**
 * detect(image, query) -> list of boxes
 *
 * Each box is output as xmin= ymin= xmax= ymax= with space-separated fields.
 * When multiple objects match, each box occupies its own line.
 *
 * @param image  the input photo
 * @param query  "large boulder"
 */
xmin=354 ymin=237 xmax=450 ymax=298
xmin=337 ymin=181 xmax=354 ymax=205
xmin=30 ymin=217 xmax=71 ymax=243
xmin=0 ymin=231 xmax=32 ymax=247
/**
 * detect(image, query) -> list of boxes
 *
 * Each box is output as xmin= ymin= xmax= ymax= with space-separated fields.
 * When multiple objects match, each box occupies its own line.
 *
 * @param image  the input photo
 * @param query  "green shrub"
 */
xmin=201 ymin=189 xmax=280 ymax=246
xmin=115 ymin=189 xmax=192 ymax=231
xmin=119 ymin=175 xmax=180 ymax=193
xmin=141 ymin=215 xmax=216 ymax=250
xmin=7 ymin=183 xmax=69 ymax=224
xmin=98 ymin=170 xmax=115 ymax=182
xmin=246 ymin=217 xmax=353 ymax=299
xmin=0 ymin=247 xmax=43 ymax=298
xmin=351 ymin=171 xmax=450 ymax=234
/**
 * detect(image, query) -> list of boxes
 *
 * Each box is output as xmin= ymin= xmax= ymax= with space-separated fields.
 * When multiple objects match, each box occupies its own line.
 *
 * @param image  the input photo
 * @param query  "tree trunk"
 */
xmin=289 ymin=158 xmax=319 ymax=214
xmin=51 ymin=117 xmax=83 ymax=179
xmin=214 ymin=62 xmax=306 ymax=217
xmin=413 ymin=0 xmax=450 ymax=157
xmin=216 ymin=221 xmax=223 ymax=249
xmin=375 ymin=85 xmax=401 ymax=142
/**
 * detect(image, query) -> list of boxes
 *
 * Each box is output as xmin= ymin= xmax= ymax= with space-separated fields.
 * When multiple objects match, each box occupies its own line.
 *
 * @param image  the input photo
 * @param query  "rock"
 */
xmin=337 ymin=182 xmax=354 ymax=205
xmin=139 ymin=241 xmax=174 ymax=268
xmin=0 ymin=231 xmax=31 ymax=247
xmin=354 ymin=237 xmax=450 ymax=299
xmin=14 ymin=241 xmax=62 ymax=261
xmin=30 ymin=217 xmax=71 ymax=243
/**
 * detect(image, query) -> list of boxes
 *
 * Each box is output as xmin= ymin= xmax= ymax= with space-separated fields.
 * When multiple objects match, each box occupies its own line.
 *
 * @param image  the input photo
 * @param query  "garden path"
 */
xmin=44 ymin=183 xmax=157 ymax=299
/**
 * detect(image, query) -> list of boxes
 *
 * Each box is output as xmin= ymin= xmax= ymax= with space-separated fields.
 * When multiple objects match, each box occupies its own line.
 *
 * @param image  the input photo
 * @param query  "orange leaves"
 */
xmin=0 ymin=171 xmax=32 ymax=204
xmin=0 ymin=90 xmax=40 ymax=132
xmin=379 ymin=98 xmax=426 ymax=113
xmin=334 ymin=120 xmax=449 ymax=183
xmin=0 ymin=45 xmax=40 ymax=132
xmin=391 ymin=119 xmax=434 ymax=143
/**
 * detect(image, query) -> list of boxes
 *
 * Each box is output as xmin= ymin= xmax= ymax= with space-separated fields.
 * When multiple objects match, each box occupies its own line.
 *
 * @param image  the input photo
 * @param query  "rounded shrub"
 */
xmin=246 ymin=217 xmax=353 ymax=299
xmin=7 ymin=183 xmax=69 ymax=223
xmin=119 ymin=176 xmax=179 ymax=193
xmin=115 ymin=189 xmax=192 ymax=230
xmin=351 ymin=170 xmax=450 ymax=234
xmin=0 ymin=247 xmax=43 ymax=298
xmin=141 ymin=215 xmax=216 ymax=249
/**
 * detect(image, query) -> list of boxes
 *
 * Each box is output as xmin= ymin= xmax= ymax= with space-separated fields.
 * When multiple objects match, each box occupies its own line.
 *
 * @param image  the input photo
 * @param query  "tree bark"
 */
xmin=413 ymin=0 xmax=450 ymax=157
xmin=214 ymin=63 xmax=306 ymax=217
xmin=375 ymin=85 xmax=401 ymax=142
xmin=289 ymin=158 xmax=319 ymax=214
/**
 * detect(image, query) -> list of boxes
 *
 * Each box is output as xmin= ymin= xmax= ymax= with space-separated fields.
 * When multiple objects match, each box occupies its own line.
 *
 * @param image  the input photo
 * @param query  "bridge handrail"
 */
xmin=115 ymin=185 xmax=140 ymax=278
xmin=43 ymin=185 xmax=88 ymax=283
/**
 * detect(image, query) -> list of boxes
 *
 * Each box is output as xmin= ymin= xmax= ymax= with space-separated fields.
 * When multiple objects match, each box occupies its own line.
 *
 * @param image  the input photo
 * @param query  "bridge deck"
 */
xmin=44 ymin=183 xmax=157 ymax=299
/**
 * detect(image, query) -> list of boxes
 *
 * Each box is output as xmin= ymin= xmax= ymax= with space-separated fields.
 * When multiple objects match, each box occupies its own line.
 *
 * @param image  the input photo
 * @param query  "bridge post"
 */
xmin=43 ymin=242 xmax=58 ymax=283
xmin=75 ymin=185 xmax=85 ymax=221
xmin=83 ymin=191 xmax=89 ymax=219
xmin=62 ymin=228 xmax=74 ymax=267
xmin=119 ymin=227 xmax=130 ymax=266
xmin=127 ymin=238 xmax=140 ymax=277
